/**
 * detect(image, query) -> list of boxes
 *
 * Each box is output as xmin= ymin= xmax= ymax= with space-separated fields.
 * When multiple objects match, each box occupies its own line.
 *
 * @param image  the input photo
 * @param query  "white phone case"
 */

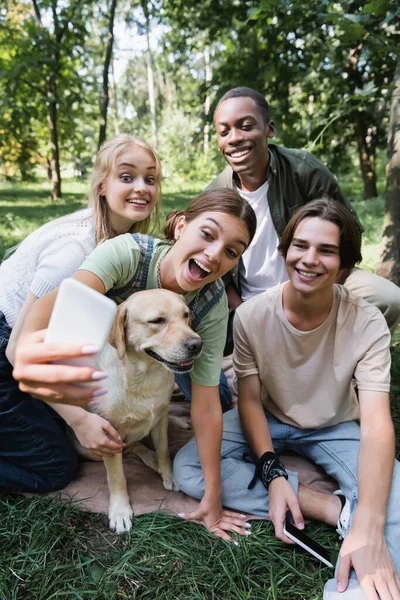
xmin=45 ymin=278 xmax=117 ymax=368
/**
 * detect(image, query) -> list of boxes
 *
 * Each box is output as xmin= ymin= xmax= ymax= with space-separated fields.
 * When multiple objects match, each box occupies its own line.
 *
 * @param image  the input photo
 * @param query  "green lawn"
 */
xmin=0 ymin=178 xmax=399 ymax=599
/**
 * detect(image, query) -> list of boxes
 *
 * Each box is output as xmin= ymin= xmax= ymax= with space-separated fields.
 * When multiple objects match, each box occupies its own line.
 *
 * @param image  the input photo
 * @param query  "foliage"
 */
xmin=0 ymin=1 xmax=110 ymax=183
xmin=162 ymin=0 xmax=398 ymax=196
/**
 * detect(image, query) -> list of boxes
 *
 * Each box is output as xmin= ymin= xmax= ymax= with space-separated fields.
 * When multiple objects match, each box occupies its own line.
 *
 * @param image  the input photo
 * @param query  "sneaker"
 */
xmin=334 ymin=489 xmax=351 ymax=539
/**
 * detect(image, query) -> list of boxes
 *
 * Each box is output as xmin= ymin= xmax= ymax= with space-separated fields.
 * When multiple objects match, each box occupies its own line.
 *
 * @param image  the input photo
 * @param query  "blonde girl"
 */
xmin=0 ymin=134 xmax=160 ymax=492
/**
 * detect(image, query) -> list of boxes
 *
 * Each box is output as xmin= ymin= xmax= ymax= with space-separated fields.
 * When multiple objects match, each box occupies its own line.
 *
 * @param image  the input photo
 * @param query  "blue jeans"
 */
xmin=0 ymin=313 xmax=79 ymax=493
xmin=174 ymin=407 xmax=400 ymax=598
xmin=175 ymin=370 xmax=232 ymax=412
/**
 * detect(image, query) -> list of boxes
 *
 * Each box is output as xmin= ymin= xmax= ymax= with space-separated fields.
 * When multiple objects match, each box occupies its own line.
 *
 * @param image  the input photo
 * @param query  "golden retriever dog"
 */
xmin=84 ymin=289 xmax=202 ymax=533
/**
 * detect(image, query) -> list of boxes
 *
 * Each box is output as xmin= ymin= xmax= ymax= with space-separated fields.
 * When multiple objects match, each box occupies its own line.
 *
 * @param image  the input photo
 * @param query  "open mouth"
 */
xmin=228 ymin=147 xmax=251 ymax=159
xmin=296 ymin=269 xmax=321 ymax=280
xmin=145 ymin=349 xmax=194 ymax=373
xmin=127 ymin=198 xmax=148 ymax=206
xmin=188 ymin=259 xmax=211 ymax=281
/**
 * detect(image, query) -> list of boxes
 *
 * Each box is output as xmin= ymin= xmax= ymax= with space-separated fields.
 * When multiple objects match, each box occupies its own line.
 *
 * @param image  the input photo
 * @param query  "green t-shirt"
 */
xmin=79 ymin=234 xmax=228 ymax=386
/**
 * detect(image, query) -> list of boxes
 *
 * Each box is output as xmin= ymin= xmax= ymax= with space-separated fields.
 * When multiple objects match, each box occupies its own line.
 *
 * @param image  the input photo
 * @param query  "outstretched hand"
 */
xmin=13 ymin=330 xmax=108 ymax=406
xmin=178 ymin=498 xmax=251 ymax=543
xmin=336 ymin=527 xmax=400 ymax=599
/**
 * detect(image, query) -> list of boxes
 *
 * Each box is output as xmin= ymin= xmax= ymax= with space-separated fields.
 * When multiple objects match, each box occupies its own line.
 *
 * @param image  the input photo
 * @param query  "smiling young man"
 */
xmin=207 ymin=87 xmax=400 ymax=340
xmin=174 ymin=198 xmax=400 ymax=600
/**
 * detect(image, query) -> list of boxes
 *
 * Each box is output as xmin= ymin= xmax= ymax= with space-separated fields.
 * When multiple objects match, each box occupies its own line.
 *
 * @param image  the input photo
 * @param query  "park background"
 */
xmin=0 ymin=1 xmax=399 ymax=598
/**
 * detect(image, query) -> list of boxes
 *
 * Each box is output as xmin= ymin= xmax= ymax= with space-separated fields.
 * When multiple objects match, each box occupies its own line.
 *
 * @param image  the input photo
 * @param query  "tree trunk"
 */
xmin=203 ymin=46 xmax=212 ymax=156
xmin=142 ymin=0 xmax=158 ymax=149
xmin=110 ymin=57 xmax=120 ymax=136
xmin=376 ymin=61 xmax=400 ymax=285
xmin=354 ymin=111 xmax=378 ymax=199
xmin=32 ymin=0 xmax=62 ymax=199
xmin=98 ymin=0 xmax=118 ymax=149
xmin=47 ymin=73 xmax=62 ymax=200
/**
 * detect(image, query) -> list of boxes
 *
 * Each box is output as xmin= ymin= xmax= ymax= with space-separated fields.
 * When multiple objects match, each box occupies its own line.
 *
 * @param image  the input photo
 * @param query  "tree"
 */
xmin=162 ymin=0 xmax=397 ymax=197
xmin=0 ymin=1 xmax=99 ymax=191
xmin=377 ymin=60 xmax=400 ymax=285
xmin=98 ymin=0 xmax=118 ymax=149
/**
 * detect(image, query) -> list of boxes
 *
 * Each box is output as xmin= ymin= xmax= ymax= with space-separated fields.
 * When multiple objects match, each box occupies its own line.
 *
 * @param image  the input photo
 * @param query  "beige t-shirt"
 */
xmin=233 ymin=283 xmax=391 ymax=429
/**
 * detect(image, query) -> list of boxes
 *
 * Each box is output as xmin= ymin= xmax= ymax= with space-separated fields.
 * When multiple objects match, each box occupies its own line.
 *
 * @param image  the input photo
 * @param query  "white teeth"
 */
xmin=298 ymin=270 xmax=318 ymax=278
xmin=230 ymin=149 xmax=250 ymax=158
xmin=194 ymin=259 xmax=211 ymax=273
xmin=127 ymin=198 xmax=147 ymax=205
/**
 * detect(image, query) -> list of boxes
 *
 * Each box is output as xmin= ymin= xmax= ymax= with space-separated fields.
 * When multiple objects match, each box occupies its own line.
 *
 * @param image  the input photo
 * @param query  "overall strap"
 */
xmin=190 ymin=279 xmax=225 ymax=330
xmin=111 ymin=234 xmax=154 ymax=301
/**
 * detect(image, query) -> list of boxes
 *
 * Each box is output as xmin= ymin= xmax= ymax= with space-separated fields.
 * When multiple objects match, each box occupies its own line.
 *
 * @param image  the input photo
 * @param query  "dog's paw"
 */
xmin=162 ymin=473 xmax=179 ymax=492
xmin=108 ymin=502 xmax=133 ymax=533
xmin=168 ymin=415 xmax=191 ymax=430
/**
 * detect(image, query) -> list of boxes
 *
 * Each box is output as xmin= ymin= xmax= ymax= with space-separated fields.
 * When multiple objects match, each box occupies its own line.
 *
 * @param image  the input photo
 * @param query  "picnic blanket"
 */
xmin=39 ymin=358 xmax=337 ymax=518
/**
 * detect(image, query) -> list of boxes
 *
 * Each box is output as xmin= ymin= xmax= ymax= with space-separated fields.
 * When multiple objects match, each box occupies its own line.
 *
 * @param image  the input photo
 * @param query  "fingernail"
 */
xmin=81 ymin=345 xmax=99 ymax=354
xmin=92 ymin=371 xmax=108 ymax=381
xmin=245 ymin=522 xmax=251 ymax=528
xmin=245 ymin=531 xmax=251 ymax=536
xmin=88 ymin=400 xmax=100 ymax=408
xmin=297 ymin=522 xmax=304 ymax=530
xmin=91 ymin=387 xmax=108 ymax=397
xmin=240 ymin=514 xmax=247 ymax=518
xmin=233 ymin=541 xmax=239 ymax=547
xmin=337 ymin=583 xmax=345 ymax=592
xmin=177 ymin=512 xmax=185 ymax=518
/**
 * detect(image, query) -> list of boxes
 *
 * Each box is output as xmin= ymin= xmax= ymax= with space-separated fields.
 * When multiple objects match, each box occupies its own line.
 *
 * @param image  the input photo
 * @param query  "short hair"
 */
xmin=164 ymin=188 xmax=257 ymax=247
xmin=214 ymin=87 xmax=270 ymax=125
xmin=278 ymin=196 xmax=362 ymax=270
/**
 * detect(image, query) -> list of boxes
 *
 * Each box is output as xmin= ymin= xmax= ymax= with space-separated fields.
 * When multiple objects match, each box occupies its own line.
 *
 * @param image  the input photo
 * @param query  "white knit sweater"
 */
xmin=0 ymin=208 xmax=96 ymax=328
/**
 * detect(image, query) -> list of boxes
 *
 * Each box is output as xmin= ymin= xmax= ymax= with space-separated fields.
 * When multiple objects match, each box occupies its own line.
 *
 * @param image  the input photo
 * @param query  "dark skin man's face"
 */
xmin=214 ymin=96 xmax=275 ymax=182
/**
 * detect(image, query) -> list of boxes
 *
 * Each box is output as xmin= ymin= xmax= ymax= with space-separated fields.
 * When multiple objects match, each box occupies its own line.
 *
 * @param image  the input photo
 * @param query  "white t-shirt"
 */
xmin=233 ymin=283 xmax=391 ymax=430
xmin=234 ymin=181 xmax=288 ymax=301
xmin=0 ymin=209 xmax=95 ymax=328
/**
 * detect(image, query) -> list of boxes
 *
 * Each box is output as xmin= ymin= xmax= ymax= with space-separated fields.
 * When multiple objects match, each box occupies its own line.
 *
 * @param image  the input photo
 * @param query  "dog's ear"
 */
xmin=109 ymin=304 xmax=128 ymax=359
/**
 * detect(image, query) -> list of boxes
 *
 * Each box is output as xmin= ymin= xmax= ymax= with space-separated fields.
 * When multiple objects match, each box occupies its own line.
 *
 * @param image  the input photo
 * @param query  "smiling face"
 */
xmin=286 ymin=217 xmax=341 ymax=297
xmin=214 ymin=96 xmax=275 ymax=181
xmin=162 ymin=211 xmax=250 ymax=294
xmin=102 ymin=145 xmax=159 ymax=233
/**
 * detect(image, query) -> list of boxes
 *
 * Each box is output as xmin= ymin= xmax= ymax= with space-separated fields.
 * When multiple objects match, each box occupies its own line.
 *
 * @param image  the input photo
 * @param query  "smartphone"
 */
xmin=45 ymin=278 xmax=117 ymax=368
xmin=283 ymin=520 xmax=334 ymax=568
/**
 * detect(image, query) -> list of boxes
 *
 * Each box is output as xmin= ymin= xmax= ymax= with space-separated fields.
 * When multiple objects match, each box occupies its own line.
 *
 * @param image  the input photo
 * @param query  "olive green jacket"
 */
xmin=207 ymin=144 xmax=363 ymax=297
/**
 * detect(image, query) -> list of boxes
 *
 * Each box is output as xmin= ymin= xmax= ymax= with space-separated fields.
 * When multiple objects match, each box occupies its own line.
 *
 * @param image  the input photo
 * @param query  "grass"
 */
xmin=0 ymin=498 xmax=340 ymax=599
xmin=0 ymin=176 xmax=399 ymax=599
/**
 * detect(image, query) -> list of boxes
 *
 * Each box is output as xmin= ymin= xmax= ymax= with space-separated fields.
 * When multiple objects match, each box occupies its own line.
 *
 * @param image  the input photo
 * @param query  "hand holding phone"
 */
xmin=45 ymin=278 xmax=117 ymax=368
xmin=283 ymin=520 xmax=335 ymax=568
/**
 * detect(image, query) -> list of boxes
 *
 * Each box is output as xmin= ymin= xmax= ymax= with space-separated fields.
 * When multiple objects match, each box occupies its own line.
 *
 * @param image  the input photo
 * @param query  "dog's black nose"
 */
xmin=184 ymin=336 xmax=203 ymax=356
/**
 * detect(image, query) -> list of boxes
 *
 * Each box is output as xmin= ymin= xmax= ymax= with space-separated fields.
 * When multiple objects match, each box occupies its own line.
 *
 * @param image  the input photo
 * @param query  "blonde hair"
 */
xmin=89 ymin=134 xmax=161 ymax=244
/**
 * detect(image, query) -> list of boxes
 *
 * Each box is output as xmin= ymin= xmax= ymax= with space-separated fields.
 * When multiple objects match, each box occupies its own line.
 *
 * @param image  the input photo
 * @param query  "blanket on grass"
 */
xmin=39 ymin=392 xmax=337 ymax=518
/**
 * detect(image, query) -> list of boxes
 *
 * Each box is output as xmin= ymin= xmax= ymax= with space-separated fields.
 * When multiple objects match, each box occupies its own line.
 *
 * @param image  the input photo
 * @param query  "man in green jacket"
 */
xmin=208 ymin=86 xmax=400 ymax=340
